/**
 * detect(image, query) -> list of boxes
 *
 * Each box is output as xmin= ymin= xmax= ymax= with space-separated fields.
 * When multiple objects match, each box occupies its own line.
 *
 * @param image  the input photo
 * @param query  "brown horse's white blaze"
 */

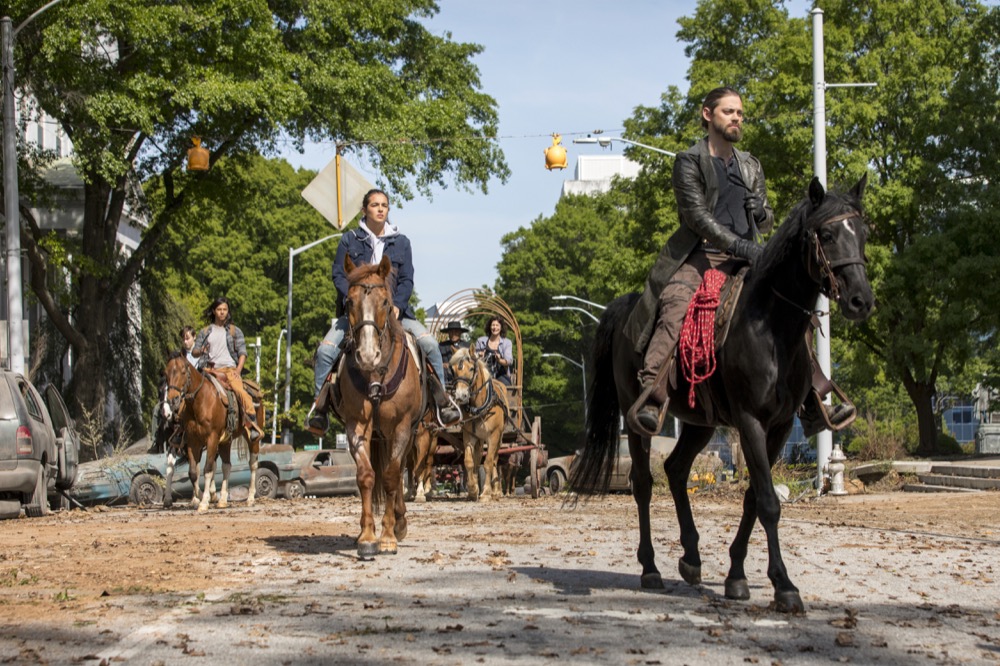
xmin=447 ymin=348 xmax=509 ymax=502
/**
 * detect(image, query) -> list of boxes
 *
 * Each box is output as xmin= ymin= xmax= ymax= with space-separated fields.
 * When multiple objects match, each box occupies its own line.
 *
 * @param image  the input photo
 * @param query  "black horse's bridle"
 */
xmin=806 ymin=210 xmax=868 ymax=302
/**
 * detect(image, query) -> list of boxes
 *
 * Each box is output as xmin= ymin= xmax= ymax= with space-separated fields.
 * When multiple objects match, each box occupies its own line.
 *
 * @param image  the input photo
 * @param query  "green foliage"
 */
xmin=496 ymin=191 xmax=632 ymax=454
xmin=10 ymin=0 xmax=509 ymax=425
xmin=142 ymin=156 xmax=338 ymax=438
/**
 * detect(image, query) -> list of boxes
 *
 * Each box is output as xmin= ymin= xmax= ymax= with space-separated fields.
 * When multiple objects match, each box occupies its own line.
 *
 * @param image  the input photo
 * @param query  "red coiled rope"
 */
xmin=679 ymin=269 xmax=726 ymax=408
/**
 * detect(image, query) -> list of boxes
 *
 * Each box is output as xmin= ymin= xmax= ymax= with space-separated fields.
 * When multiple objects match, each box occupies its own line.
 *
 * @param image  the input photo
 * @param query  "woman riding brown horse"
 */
xmin=162 ymin=352 xmax=265 ymax=511
xmin=326 ymin=254 xmax=424 ymax=559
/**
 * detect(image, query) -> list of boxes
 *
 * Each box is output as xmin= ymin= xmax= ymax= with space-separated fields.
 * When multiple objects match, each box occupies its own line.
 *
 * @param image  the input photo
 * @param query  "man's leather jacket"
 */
xmin=623 ymin=138 xmax=774 ymax=353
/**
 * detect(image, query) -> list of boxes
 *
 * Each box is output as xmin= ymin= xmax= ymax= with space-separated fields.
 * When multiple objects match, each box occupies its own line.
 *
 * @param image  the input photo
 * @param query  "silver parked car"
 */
xmin=0 ymin=371 xmax=80 ymax=519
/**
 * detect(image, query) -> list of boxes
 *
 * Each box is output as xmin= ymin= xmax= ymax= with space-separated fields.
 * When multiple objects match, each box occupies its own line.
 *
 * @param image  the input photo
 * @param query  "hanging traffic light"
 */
xmin=544 ymin=133 xmax=567 ymax=171
xmin=186 ymin=137 xmax=210 ymax=172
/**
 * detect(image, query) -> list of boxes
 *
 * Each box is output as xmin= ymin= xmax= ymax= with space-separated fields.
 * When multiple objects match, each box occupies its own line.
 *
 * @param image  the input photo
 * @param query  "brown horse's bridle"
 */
xmin=806 ymin=210 xmax=867 ymax=302
xmin=452 ymin=356 xmax=499 ymax=418
xmin=166 ymin=361 xmax=204 ymax=412
xmin=347 ymin=281 xmax=401 ymax=402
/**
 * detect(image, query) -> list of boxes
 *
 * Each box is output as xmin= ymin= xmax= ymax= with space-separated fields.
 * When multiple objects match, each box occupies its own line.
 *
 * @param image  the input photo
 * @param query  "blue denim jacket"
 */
xmin=332 ymin=226 xmax=416 ymax=320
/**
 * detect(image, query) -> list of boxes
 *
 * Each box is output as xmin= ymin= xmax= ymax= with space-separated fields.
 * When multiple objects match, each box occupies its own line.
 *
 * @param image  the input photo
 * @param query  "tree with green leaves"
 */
xmin=6 ymin=0 xmax=508 ymax=424
xmin=622 ymin=0 xmax=1000 ymax=454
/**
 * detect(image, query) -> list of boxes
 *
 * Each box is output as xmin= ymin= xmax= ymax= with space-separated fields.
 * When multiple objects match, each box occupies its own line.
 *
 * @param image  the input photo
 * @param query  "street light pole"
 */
xmin=542 ymin=352 xmax=587 ymax=421
xmin=549 ymin=305 xmax=599 ymax=323
xmin=273 ymin=328 xmax=285 ymax=445
xmin=573 ymin=134 xmax=677 ymax=158
xmin=2 ymin=0 xmax=68 ymax=374
xmin=284 ymin=233 xmax=341 ymax=444
xmin=811 ymin=8 xmax=876 ymax=493
xmin=551 ymin=294 xmax=606 ymax=311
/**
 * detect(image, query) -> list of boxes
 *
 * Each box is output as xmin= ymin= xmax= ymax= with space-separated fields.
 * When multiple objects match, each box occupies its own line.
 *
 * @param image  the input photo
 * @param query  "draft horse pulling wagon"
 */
xmin=409 ymin=289 xmax=546 ymax=501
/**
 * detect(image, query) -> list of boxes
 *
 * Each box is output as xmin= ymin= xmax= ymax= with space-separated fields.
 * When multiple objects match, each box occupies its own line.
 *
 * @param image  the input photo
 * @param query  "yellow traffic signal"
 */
xmin=186 ymin=137 xmax=210 ymax=172
xmin=544 ymin=133 xmax=567 ymax=171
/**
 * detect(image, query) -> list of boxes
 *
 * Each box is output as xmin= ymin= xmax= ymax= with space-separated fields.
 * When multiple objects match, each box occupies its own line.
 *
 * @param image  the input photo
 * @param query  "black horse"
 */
xmin=570 ymin=176 xmax=874 ymax=613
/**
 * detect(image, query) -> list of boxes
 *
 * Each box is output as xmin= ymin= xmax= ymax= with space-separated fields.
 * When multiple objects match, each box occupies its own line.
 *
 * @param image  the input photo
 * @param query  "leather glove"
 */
xmin=727 ymin=238 xmax=763 ymax=263
xmin=744 ymin=192 xmax=767 ymax=223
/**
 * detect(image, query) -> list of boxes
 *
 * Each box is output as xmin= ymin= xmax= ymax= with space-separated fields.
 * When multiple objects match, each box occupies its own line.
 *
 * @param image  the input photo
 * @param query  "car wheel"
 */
xmin=129 ymin=473 xmax=164 ymax=506
xmin=284 ymin=479 xmax=305 ymax=500
xmin=25 ymin=469 xmax=50 ymax=517
xmin=548 ymin=469 xmax=567 ymax=494
xmin=255 ymin=469 xmax=279 ymax=499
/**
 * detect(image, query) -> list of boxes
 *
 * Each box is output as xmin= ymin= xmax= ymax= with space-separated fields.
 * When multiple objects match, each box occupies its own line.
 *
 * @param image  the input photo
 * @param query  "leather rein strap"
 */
xmin=807 ymin=211 xmax=867 ymax=302
xmin=346 ymin=281 xmax=410 ymax=404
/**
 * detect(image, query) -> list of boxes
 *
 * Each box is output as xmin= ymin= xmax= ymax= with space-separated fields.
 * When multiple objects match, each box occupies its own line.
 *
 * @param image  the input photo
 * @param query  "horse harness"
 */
xmin=344 ymin=280 xmax=412 ymax=404
xmin=451 ymin=358 xmax=505 ymax=420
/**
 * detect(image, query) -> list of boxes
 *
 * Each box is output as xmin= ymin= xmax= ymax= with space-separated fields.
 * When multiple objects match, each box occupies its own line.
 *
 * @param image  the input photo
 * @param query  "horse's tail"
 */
xmin=570 ymin=293 xmax=638 ymax=496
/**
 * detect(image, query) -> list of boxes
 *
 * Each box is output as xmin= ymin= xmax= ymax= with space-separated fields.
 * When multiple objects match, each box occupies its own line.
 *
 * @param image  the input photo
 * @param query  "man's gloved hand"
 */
xmin=744 ymin=192 xmax=767 ymax=222
xmin=727 ymin=238 xmax=764 ymax=263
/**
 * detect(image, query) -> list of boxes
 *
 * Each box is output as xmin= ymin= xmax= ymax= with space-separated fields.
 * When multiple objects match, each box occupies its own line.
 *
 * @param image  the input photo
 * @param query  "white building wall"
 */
xmin=561 ymin=154 xmax=642 ymax=197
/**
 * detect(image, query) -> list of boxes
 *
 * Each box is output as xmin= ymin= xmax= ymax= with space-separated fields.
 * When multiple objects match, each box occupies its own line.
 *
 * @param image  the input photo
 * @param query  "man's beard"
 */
xmin=722 ymin=125 xmax=742 ymax=142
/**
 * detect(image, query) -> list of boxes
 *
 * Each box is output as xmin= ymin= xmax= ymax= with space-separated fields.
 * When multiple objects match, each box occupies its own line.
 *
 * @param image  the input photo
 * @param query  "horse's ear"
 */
xmin=344 ymin=254 xmax=356 ymax=274
xmin=808 ymin=177 xmax=825 ymax=208
xmin=850 ymin=173 xmax=868 ymax=200
xmin=378 ymin=254 xmax=392 ymax=279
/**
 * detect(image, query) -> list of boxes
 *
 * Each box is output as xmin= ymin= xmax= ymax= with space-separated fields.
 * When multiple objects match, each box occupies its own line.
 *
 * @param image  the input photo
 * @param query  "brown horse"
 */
xmin=327 ymin=255 xmax=424 ymax=559
xmin=406 ymin=417 xmax=438 ymax=503
xmin=499 ymin=450 xmax=524 ymax=496
xmin=448 ymin=347 xmax=509 ymax=501
xmin=162 ymin=353 xmax=265 ymax=512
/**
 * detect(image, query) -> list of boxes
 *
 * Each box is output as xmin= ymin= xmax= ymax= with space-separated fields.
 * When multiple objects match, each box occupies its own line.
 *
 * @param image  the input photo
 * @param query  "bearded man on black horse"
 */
xmin=625 ymin=86 xmax=854 ymax=438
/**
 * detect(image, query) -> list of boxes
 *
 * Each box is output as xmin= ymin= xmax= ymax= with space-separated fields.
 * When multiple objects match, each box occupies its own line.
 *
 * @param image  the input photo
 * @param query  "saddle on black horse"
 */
xmin=638 ymin=268 xmax=855 ymax=434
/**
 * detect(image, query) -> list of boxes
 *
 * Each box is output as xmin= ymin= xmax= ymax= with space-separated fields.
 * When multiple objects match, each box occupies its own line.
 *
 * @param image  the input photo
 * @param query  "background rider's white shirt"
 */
xmin=205 ymin=325 xmax=236 ymax=368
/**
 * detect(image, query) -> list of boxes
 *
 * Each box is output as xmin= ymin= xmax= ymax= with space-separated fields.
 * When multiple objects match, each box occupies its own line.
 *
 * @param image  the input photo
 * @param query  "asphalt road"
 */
xmin=0 ymin=491 xmax=998 ymax=665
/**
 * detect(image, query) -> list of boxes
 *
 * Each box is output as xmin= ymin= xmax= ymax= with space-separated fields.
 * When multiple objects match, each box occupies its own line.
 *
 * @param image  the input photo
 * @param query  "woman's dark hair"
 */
xmin=701 ymin=86 xmax=741 ymax=129
xmin=485 ymin=315 xmax=507 ymax=338
xmin=202 ymin=297 xmax=233 ymax=326
xmin=362 ymin=188 xmax=390 ymax=209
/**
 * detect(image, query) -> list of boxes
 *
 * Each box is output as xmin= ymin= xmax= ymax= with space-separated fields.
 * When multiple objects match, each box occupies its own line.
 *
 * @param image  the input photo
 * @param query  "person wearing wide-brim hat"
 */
xmin=439 ymin=321 xmax=470 ymax=369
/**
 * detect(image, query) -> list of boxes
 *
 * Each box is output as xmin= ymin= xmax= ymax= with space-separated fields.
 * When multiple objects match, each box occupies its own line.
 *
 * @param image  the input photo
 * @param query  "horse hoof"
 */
xmin=246 ymin=498 xmax=255 ymax=507
xmin=217 ymin=501 xmax=228 ymax=509
xmin=678 ymin=558 xmax=702 ymax=586
xmin=774 ymin=590 xmax=805 ymax=614
xmin=379 ymin=544 xmax=398 ymax=555
xmin=394 ymin=521 xmax=408 ymax=542
xmin=724 ymin=577 xmax=751 ymax=600
xmin=640 ymin=572 xmax=665 ymax=589
xmin=357 ymin=542 xmax=378 ymax=560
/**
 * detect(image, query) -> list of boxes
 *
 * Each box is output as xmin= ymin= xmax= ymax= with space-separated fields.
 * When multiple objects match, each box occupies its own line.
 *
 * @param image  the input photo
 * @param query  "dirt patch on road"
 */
xmin=0 ymin=489 xmax=998 ymax=664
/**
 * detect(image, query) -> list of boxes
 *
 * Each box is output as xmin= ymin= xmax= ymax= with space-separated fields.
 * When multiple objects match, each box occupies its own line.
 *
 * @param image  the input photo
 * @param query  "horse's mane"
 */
xmin=754 ymin=182 xmax=864 ymax=280
xmin=347 ymin=261 xmax=404 ymax=336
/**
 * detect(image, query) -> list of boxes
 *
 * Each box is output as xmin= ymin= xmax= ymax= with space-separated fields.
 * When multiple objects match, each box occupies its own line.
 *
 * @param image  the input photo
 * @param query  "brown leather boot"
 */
xmin=799 ymin=392 xmax=857 ymax=437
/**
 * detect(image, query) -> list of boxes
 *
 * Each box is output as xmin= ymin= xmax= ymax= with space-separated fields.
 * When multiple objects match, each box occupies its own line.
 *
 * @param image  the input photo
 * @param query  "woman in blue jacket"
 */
xmin=307 ymin=189 xmax=459 ymax=435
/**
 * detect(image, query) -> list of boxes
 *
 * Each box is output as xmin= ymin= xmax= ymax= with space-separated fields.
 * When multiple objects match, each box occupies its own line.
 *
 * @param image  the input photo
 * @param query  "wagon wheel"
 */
xmin=528 ymin=416 xmax=542 ymax=499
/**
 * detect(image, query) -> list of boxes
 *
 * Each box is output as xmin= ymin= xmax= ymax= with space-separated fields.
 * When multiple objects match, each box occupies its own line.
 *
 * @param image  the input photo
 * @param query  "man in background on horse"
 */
xmin=308 ymin=188 xmax=461 ymax=435
xmin=192 ymin=297 xmax=263 ymax=443
xmin=625 ymin=86 xmax=853 ymax=437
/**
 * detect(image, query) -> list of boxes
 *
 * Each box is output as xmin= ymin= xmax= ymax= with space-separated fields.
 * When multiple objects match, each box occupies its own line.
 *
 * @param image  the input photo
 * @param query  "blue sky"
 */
xmin=278 ymin=1 xmax=807 ymax=309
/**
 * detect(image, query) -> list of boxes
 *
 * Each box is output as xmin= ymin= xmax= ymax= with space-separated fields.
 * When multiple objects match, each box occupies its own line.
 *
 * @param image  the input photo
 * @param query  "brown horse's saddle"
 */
xmin=329 ymin=331 xmax=425 ymax=418
xmin=202 ymin=372 xmax=261 ymax=439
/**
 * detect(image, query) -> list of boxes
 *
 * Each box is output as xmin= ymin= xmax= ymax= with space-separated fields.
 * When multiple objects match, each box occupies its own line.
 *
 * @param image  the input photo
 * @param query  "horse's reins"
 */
xmin=772 ymin=210 xmax=866 ymax=316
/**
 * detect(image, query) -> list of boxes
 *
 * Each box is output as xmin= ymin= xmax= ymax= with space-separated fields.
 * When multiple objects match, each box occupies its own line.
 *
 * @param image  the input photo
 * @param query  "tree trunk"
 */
xmin=902 ymin=372 xmax=938 ymax=455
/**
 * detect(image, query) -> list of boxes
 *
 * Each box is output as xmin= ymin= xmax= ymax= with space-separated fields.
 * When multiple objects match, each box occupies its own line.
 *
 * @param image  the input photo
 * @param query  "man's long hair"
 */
xmin=202 ymin=297 xmax=233 ymax=327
